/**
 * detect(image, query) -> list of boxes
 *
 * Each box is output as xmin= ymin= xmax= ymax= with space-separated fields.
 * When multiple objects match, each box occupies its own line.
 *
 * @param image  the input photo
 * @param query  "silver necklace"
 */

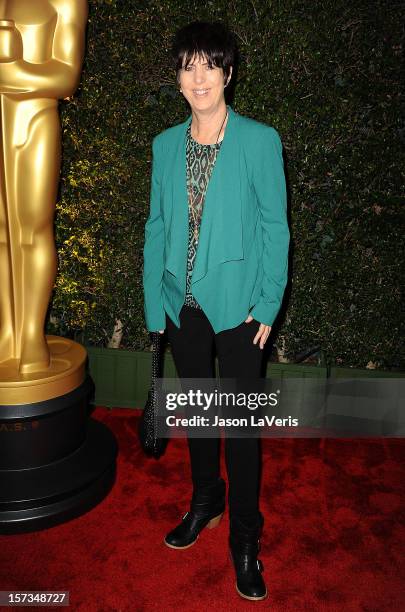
xmin=190 ymin=109 xmax=228 ymax=146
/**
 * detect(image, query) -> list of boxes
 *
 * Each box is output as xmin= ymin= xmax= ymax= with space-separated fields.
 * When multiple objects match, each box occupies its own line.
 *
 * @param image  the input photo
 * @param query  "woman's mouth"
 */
xmin=193 ymin=89 xmax=210 ymax=96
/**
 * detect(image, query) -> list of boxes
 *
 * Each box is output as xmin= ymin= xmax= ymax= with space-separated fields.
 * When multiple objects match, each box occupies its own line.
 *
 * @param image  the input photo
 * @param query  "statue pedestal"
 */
xmin=0 ymin=336 xmax=118 ymax=534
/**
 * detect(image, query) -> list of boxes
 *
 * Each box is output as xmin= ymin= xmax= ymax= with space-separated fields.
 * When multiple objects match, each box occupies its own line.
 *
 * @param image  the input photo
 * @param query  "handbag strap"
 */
xmin=150 ymin=331 xmax=162 ymax=383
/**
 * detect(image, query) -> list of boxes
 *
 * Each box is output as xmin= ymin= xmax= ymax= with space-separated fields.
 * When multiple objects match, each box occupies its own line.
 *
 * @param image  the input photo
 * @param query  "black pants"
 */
xmin=166 ymin=304 xmax=264 ymax=524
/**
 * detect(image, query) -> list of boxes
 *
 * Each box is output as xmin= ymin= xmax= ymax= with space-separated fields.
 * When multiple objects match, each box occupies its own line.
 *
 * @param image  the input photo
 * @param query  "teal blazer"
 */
xmin=143 ymin=104 xmax=290 ymax=333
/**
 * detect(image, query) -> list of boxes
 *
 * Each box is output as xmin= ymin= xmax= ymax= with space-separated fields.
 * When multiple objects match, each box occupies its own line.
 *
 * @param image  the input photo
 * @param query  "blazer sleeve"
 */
xmin=249 ymin=126 xmax=290 ymax=327
xmin=142 ymin=135 xmax=166 ymax=331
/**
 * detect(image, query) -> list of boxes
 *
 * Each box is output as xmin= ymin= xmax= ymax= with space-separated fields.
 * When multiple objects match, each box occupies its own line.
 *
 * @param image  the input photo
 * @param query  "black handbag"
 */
xmin=138 ymin=331 xmax=168 ymax=458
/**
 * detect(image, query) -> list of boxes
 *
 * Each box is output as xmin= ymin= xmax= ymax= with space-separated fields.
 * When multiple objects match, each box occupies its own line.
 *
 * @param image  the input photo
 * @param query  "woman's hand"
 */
xmin=244 ymin=315 xmax=271 ymax=349
xmin=158 ymin=330 xmax=165 ymax=334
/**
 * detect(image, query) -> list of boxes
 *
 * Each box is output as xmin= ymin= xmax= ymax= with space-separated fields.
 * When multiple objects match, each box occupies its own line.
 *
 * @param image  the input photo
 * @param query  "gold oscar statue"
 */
xmin=0 ymin=0 xmax=88 ymax=404
xmin=0 ymin=0 xmax=118 ymax=536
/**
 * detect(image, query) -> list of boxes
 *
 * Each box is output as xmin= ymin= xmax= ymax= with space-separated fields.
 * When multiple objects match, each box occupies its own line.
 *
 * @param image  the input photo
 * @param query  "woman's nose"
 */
xmin=193 ymin=67 xmax=205 ymax=84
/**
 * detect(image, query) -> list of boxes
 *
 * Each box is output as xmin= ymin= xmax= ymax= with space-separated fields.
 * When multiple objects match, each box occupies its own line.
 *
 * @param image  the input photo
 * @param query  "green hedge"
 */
xmin=46 ymin=0 xmax=404 ymax=369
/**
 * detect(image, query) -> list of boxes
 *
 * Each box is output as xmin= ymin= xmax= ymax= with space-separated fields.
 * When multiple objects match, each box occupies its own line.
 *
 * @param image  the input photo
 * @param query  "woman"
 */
xmin=143 ymin=21 xmax=289 ymax=602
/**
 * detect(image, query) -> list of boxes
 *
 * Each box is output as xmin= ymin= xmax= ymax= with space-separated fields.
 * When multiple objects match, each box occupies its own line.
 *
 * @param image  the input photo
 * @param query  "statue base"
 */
xmin=0 ymin=338 xmax=118 ymax=535
xmin=0 ymin=335 xmax=89 ymax=405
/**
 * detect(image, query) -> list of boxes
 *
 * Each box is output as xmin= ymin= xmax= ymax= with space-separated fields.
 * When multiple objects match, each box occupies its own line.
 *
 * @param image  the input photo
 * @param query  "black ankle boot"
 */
xmin=164 ymin=477 xmax=226 ymax=549
xmin=229 ymin=512 xmax=267 ymax=601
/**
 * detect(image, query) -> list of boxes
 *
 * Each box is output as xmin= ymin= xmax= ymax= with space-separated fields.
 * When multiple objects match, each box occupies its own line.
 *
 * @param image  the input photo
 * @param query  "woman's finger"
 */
xmin=253 ymin=325 xmax=271 ymax=349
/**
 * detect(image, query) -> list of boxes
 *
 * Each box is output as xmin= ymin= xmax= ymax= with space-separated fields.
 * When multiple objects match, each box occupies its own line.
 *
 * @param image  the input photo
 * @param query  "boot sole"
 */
xmin=163 ymin=512 xmax=223 ymax=549
xmin=164 ymin=535 xmax=199 ymax=549
xmin=235 ymin=583 xmax=268 ymax=601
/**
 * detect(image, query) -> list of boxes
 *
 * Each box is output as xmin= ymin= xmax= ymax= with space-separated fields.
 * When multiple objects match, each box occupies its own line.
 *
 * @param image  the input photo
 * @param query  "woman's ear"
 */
xmin=225 ymin=65 xmax=233 ymax=87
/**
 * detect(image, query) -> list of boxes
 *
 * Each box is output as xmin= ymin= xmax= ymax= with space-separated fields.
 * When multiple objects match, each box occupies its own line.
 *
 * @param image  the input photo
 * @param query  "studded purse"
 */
xmin=138 ymin=331 xmax=167 ymax=458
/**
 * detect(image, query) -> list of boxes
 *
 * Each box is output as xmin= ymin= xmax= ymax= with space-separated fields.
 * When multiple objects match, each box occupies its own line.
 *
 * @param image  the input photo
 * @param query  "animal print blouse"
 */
xmin=184 ymin=122 xmax=222 ymax=309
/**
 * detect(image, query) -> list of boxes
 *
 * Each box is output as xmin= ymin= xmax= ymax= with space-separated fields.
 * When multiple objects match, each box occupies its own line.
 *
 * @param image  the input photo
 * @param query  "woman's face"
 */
xmin=178 ymin=52 xmax=231 ymax=111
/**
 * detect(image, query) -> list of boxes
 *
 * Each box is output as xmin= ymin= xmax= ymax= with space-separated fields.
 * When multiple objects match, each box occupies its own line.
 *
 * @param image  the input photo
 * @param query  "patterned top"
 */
xmin=184 ymin=122 xmax=223 ymax=309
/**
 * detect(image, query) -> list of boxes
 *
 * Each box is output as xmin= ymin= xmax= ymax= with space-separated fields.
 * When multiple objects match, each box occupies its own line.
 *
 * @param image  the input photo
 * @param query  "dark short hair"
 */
xmin=171 ymin=21 xmax=237 ymax=86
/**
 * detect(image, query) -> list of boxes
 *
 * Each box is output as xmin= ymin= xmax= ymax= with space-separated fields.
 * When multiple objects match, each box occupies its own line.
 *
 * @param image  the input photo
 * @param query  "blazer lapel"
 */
xmin=164 ymin=121 xmax=189 ymax=280
xmin=164 ymin=104 xmax=244 ymax=286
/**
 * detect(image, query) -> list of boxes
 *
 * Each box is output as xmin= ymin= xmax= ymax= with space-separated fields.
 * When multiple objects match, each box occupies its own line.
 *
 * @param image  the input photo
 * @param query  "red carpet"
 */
xmin=1 ymin=407 xmax=404 ymax=611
